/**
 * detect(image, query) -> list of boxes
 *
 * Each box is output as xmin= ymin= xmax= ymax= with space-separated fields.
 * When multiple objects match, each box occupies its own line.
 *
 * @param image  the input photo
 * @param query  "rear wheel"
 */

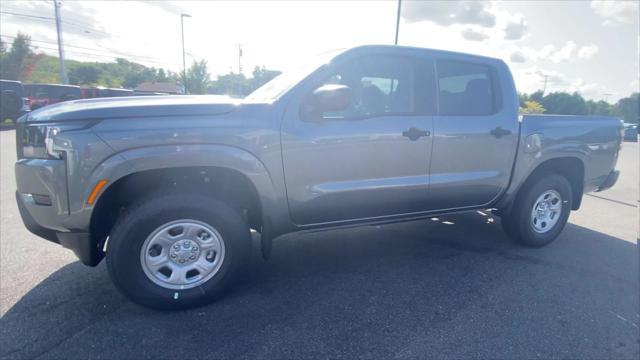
xmin=106 ymin=194 xmax=251 ymax=310
xmin=501 ymin=174 xmax=572 ymax=247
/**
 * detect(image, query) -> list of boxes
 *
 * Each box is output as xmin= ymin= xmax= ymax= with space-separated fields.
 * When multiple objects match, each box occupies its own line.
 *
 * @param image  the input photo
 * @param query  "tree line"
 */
xmin=519 ymin=91 xmax=638 ymax=124
xmin=1 ymin=32 xmax=638 ymax=123
xmin=0 ymin=32 xmax=280 ymax=96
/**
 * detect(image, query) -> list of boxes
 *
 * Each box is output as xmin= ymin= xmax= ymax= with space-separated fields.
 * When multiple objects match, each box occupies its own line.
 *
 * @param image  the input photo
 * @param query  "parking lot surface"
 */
xmin=1 ymin=129 xmax=638 ymax=359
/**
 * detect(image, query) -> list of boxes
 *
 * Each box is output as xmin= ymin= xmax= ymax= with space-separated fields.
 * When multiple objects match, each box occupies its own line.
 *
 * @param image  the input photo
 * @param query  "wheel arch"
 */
xmin=501 ymin=156 xmax=585 ymax=214
xmin=87 ymin=144 xmax=280 ymax=257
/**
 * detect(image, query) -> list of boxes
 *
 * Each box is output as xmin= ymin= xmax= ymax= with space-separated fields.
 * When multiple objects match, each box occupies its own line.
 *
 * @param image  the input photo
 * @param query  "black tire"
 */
xmin=106 ymin=194 xmax=251 ymax=310
xmin=500 ymin=174 xmax=572 ymax=247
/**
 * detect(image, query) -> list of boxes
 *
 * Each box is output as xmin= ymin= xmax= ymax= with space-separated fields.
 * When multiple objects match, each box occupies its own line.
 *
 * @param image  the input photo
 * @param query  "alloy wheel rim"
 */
xmin=530 ymin=190 xmax=562 ymax=234
xmin=140 ymin=219 xmax=225 ymax=290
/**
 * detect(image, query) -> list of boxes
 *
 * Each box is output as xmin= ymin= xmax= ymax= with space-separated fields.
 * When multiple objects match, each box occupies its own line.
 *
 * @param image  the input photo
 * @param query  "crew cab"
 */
xmin=14 ymin=45 xmax=623 ymax=310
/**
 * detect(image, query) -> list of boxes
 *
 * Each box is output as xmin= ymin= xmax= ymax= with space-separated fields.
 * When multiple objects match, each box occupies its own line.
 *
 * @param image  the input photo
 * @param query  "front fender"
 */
xmin=74 ymin=144 xmax=284 ymax=233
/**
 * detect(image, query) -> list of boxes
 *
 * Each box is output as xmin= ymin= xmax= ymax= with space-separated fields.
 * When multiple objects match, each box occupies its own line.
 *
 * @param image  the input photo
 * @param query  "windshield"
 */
xmin=244 ymin=49 xmax=344 ymax=103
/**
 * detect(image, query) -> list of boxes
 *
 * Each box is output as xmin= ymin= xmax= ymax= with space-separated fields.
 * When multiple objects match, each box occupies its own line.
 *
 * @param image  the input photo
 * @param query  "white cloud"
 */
xmin=514 ymin=66 xmax=602 ymax=98
xmin=460 ymin=28 xmax=489 ymax=41
xmin=402 ymin=1 xmax=496 ymax=27
xmin=591 ymin=0 xmax=639 ymax=24
xmin=138 ymin=0 xmax=190 ymax=15
xmin=578 ymin=44 xmax=599 ymax=59
xmin=550 ymin=41 xmax=577 ymax=62
xmin=510 ymin=51 xmax=526 ymax=63
xmin=504 ymin=17 xmax=527 ymax=40
xmin=513 ymin=41 xmax=582 ymax=64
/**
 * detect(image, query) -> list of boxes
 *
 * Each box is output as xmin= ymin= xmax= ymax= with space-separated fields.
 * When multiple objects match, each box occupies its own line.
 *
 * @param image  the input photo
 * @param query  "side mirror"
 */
xmin=301 ymin=84 xmax=352 ymax=120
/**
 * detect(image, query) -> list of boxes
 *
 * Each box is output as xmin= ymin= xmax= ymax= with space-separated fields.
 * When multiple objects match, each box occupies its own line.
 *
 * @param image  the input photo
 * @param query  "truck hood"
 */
xmin=23 ymin=95 xmax=240 ymax=122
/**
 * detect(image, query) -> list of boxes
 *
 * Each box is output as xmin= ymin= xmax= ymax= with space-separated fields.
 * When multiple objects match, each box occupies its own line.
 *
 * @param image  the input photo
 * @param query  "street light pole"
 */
xmin=181 ymin=13 xmax=191 ymax=94
xmin=394 ymin=0 xmax=402 ymax=45
xmin=53 ymin=0 xmax=68 ymax=84
xmin=236 ymin=44 xmax=242 ymax=74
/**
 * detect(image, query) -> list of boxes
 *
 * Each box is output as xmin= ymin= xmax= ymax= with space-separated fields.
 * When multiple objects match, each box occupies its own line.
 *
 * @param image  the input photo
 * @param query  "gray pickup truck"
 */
xmin=15 ymin=45 xmax=623 ymax=309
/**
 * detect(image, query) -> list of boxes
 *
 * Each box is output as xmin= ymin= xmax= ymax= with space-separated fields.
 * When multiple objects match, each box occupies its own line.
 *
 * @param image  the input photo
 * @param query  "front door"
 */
xmin=281 ymin=53 xmax=437 ymax=225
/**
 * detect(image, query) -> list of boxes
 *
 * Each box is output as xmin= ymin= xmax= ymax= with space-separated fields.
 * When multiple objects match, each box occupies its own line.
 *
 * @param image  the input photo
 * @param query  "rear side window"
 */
xmin=436 ymin=60 xmax=499 ymax=116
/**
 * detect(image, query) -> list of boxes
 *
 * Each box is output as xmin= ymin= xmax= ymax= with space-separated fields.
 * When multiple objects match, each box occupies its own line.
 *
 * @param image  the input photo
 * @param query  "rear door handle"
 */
xmin=402 ymin=127 xmax=430 ymax=141
xmin=490 ymin=126 xmax=511 ymax=138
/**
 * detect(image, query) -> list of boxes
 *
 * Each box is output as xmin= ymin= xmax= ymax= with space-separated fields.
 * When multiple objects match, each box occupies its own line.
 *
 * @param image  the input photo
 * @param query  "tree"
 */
xmin=1 ymin=32 xmax=32 ymax=80
xmin=186 ymin=59 xmax=211 ymax=94
xmin=520 ymin=100 xmax=546 ymax=114
xmin=68 ymin=64 xmax=102 ymax=85
xmin=20 ymin=53 xmax=45 ymax=81
xmin=157 ymin=68 xmax=168 ymax=82
xmin=613 ymin=93 xmax=639 ymax=124
xmin=529 ymin=90 xmax=544 ymax=103
xmin=251 ymin=66 xmax=281 ymax=89
xmin=585 ymin=99 xmax=612 ymax=116
xmin=518 ymin=92 xmax=530 ymax=108
xmin=122 ymin=65 xmax=157 ymax=88
xmin=208 ymin=72 xmax=250 ymax=96
xmin=539 ymin=92 xmax=587 ymax=115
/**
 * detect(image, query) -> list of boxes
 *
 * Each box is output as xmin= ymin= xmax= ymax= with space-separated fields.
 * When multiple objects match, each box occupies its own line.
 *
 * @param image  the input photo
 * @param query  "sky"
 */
xmin=0 ymin=0 xmax=638 ymax=101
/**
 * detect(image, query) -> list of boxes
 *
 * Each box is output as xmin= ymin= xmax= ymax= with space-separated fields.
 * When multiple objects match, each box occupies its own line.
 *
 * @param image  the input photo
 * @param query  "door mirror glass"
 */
xmin=302 ymin=84 xmax=352 ymax=120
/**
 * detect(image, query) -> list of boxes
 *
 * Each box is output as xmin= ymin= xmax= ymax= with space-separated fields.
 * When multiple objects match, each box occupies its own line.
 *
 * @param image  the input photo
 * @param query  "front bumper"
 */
xmin=596 ymin=169 xmax=620 ymax=192
xmin=16 ymin=191 xmax=103 ymax=266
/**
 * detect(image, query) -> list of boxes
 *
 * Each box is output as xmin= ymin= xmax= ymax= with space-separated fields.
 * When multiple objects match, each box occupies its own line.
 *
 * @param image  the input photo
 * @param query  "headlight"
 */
xmin=20 ymin=125 xmax=60 ymax=159
xmin=17 ymin=120 xmax=98 ymax=159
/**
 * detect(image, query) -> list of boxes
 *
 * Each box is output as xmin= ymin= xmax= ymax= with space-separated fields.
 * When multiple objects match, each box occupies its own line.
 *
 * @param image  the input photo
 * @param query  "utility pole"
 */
xmin=53 ymin=0 xmax=68 ymax=84
xmin=181 ymin=13 xmax=191 ymax=94
xmin=236 ymin=44 xmax=243 ymax=74
xmin=394 ymin=0 xmax=402 ymax=45
xmin=542 ymin=74 xmax=548 ymax=96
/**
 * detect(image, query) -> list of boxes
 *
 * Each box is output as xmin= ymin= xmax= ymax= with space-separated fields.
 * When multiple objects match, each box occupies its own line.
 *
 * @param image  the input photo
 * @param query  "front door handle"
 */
xmin=402 ymin=127 xmax=430 ymax=141
xmin=490 ymin=126 xmax=511 ymax=138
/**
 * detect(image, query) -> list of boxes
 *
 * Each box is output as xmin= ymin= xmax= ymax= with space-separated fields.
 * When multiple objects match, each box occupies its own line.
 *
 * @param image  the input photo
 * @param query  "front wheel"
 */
xmin=106 ymin=194 xmax=251 ymax=310
xmin=501 ymin=174 xmax=573 ymax=247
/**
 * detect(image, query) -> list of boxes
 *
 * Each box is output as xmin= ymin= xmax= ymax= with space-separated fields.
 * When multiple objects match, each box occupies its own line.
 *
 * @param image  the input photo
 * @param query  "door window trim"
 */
xmin=304 ymin=54 xmax=437 ymax=121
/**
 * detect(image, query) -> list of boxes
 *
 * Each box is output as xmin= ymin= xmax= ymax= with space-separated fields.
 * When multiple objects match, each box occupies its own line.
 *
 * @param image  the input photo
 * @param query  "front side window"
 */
xmin=319 ymin=55 xmax=416 ymax=119
xmin=437 ymin=60 xmax=497 ymax=116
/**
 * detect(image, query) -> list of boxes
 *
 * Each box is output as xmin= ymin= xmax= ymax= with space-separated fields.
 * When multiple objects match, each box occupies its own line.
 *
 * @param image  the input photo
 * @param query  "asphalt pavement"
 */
xmin=0 ymin=129 xmax=638 ymax=359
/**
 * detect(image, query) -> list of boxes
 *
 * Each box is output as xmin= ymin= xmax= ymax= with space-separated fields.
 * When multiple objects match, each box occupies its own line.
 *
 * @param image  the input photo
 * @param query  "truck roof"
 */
xmin=343 ymin=44 xmax=504 ymax=64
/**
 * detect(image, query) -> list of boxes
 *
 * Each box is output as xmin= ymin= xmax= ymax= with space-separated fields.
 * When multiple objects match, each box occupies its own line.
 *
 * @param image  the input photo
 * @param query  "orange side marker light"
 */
xmin=87 ymin=179 xmax=108 ymax=205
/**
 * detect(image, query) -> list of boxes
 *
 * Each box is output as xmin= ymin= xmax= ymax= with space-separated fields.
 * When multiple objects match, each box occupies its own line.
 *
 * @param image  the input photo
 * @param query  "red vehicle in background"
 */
xmin=24 ymin=84 xmax=81 ymax=110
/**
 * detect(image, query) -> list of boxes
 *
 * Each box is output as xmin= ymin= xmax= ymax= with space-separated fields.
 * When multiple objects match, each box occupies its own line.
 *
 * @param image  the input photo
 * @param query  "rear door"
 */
xmin=427 ymin=58 xmax=518 ymax=210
